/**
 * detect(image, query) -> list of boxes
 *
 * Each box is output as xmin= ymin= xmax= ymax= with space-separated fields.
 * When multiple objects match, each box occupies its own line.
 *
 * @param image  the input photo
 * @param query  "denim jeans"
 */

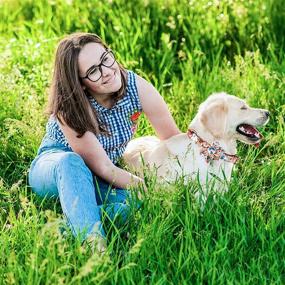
xmin=28 ymin=135 xmax=139 ymax=241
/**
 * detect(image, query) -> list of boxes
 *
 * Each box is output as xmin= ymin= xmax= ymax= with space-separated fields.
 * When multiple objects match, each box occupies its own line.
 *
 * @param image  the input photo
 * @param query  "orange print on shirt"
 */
xmin=130 ymin=111 xmax=142 ymax=133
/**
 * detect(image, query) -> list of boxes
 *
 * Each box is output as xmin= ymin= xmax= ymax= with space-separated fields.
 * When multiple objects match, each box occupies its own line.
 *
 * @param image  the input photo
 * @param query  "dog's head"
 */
xmin=193 ymin=92 xmax=270 ymax=145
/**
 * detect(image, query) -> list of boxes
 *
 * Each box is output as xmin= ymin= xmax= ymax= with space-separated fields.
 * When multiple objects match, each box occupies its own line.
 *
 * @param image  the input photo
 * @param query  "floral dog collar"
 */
xmin=187 ymin=129 xmax=239 ymax=164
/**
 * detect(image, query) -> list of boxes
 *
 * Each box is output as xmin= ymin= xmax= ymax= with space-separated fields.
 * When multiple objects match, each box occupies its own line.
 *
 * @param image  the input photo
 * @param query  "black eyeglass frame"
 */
xmin=80 ymin=49 xmax=116 ymax=82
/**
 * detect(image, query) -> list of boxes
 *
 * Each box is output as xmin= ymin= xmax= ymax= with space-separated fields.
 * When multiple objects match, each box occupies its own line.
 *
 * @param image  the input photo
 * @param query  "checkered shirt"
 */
xmin=45 ymin=70 xmax=142 ymax=164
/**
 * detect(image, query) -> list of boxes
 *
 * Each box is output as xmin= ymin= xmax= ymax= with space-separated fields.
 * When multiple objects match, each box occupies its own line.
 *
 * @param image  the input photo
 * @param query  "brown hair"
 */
xmin=46 ymin=32 xmax=127 ymax=137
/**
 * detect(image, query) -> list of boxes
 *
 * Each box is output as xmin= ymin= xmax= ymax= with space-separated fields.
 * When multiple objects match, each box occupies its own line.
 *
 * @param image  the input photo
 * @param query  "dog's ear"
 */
xmin=200 ymin=101 xmax=228 ymax=138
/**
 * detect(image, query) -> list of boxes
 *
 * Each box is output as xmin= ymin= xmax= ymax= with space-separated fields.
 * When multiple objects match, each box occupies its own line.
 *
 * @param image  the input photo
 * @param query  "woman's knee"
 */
xmin=28 ymin=154 xmax=60 ymax=197
xmin=56 ymin=152 xmax=92 ymax=177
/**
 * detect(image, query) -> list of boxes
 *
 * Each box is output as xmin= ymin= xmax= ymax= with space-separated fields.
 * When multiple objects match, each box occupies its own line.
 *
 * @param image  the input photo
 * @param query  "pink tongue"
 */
xmin=241 ymin=124 xmax=263 ymax=147
xmin=244 ymin=124 xmax=257 ymax=134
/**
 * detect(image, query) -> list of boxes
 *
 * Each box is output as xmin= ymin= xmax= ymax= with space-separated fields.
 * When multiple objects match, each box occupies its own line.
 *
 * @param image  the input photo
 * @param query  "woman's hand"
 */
xmin=59 ymin=119 xmax=145 ymax=189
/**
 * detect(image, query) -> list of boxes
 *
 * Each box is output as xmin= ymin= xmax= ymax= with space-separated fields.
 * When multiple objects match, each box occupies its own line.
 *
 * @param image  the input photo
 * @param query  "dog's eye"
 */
xmin=241 ymin=106 xmax=247 ymax=110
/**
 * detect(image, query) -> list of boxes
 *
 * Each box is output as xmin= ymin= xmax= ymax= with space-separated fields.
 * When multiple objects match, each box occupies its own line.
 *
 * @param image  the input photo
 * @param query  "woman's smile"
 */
xmin=102 ymin=71 xmax=116 ymax=85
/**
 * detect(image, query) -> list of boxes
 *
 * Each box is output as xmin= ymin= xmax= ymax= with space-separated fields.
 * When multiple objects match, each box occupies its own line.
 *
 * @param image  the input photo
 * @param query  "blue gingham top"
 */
xmin=45 ymin=70 xmax=143 ymax=163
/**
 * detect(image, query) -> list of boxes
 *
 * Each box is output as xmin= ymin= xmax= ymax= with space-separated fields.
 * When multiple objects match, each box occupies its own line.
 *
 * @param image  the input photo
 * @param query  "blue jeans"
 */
xmin=28 ymin=135 xmax=139 ymax=241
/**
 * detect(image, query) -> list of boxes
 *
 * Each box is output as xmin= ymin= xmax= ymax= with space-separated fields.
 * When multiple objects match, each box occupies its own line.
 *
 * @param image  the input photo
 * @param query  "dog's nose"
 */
xmin=265 ymin=111 xmax=270 ymax=118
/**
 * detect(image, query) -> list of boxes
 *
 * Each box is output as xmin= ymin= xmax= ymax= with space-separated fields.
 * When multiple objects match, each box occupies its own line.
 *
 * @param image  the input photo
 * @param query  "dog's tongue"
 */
xmin=238 ymin=124 xmax=263 ymax=148
xmin=242 ymin=124 xmax=258 ymax=134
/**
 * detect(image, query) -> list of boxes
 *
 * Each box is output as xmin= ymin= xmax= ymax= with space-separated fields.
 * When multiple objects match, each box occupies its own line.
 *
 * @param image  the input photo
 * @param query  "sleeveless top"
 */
xmin=45 ymin=70 xmax=143 ymax=164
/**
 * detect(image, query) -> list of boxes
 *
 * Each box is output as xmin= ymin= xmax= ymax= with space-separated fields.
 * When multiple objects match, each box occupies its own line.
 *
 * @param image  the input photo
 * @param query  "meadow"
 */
xmin=0 ymin=0 xmax=284 ymax=284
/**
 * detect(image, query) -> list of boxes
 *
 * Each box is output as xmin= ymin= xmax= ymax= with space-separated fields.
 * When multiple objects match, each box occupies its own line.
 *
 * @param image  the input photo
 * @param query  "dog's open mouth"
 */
xmin=236 ymin=124 xmax=263 ymax=142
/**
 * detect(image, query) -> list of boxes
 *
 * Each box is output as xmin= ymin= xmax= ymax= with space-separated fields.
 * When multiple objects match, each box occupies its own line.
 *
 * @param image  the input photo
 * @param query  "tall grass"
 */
xmin=0 ymin=0 xmax=284 ymax=284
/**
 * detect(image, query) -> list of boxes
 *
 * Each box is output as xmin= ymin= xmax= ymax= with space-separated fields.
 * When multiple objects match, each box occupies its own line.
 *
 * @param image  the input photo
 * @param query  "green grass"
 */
xmin=0 ymin=0 xmax=284 ymax=284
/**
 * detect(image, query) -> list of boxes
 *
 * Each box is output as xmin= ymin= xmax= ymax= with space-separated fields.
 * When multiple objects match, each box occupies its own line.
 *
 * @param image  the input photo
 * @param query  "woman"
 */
xmin=28 ymin=32 xmax=181 ymax=253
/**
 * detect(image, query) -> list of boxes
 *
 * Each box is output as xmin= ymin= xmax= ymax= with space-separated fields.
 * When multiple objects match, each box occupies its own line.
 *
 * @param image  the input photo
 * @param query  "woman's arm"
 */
xmin=59 ymin=120 xmax=144 ymax=189
xmin=136 ymin=74 xmax=181 ymax=140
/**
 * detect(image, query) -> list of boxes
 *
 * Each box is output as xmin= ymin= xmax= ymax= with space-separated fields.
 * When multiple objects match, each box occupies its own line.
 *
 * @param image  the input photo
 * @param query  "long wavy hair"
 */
xmin=46 ymin=32 xmax=127 ymax=137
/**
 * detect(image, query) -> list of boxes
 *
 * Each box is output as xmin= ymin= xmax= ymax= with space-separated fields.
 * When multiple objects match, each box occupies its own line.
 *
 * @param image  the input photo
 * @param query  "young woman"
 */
xmin=28 ymin=32 xmax=181 ymax=252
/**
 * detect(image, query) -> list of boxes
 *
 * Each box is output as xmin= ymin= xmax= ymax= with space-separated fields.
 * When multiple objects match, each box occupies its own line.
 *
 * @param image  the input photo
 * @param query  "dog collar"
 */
xmin=187 ymin=129 xmax=239 ymax=164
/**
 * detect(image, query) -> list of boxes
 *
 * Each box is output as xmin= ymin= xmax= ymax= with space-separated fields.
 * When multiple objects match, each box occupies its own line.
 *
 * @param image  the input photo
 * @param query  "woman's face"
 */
xmin=78 ymin=42 xmax=122 ymax=97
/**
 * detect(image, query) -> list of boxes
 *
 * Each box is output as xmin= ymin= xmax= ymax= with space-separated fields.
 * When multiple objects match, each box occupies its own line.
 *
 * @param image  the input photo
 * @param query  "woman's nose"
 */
xmin=101 ymin=65 xmax=113 ymax=77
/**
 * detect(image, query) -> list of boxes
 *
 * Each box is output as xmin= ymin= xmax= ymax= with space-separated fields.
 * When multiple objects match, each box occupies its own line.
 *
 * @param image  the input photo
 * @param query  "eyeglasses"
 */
xmin=80 ymin=50 xmax=116 ymax=82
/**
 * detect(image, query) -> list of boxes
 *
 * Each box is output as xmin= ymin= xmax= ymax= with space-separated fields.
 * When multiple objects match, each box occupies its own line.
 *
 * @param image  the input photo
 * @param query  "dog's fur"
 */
xmin=123 ymin=92 xmax=269 ymax=200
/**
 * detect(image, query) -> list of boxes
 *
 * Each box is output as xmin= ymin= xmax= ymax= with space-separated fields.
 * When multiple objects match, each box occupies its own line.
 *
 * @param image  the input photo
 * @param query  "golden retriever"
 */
xmin=123 ymin=92 xmax=270 ymax=201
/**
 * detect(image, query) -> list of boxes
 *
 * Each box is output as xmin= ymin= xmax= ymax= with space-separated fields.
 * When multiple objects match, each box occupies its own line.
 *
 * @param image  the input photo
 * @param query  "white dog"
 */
xmin=123 ymin=92 xmax=270 ymax=200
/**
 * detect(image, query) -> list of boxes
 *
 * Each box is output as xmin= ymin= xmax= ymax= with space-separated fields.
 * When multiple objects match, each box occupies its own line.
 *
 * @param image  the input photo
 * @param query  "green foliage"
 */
xmin=0 ymin=0 xmax=284 ymax=284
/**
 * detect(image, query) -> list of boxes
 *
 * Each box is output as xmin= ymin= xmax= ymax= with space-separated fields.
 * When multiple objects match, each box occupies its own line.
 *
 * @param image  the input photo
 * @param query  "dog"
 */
xmin=123 ymin=92 xmax=270 ymax=201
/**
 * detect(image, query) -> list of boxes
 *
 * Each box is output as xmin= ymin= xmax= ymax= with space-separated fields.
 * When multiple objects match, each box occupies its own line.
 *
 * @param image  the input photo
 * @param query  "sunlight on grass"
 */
xmin=0 ymin=0 xmax=284 ymax=284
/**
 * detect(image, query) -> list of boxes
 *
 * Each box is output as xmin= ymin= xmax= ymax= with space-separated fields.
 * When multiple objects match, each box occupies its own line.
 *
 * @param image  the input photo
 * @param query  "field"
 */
xmin=0 ymin=0 xmax=284 ymax=284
